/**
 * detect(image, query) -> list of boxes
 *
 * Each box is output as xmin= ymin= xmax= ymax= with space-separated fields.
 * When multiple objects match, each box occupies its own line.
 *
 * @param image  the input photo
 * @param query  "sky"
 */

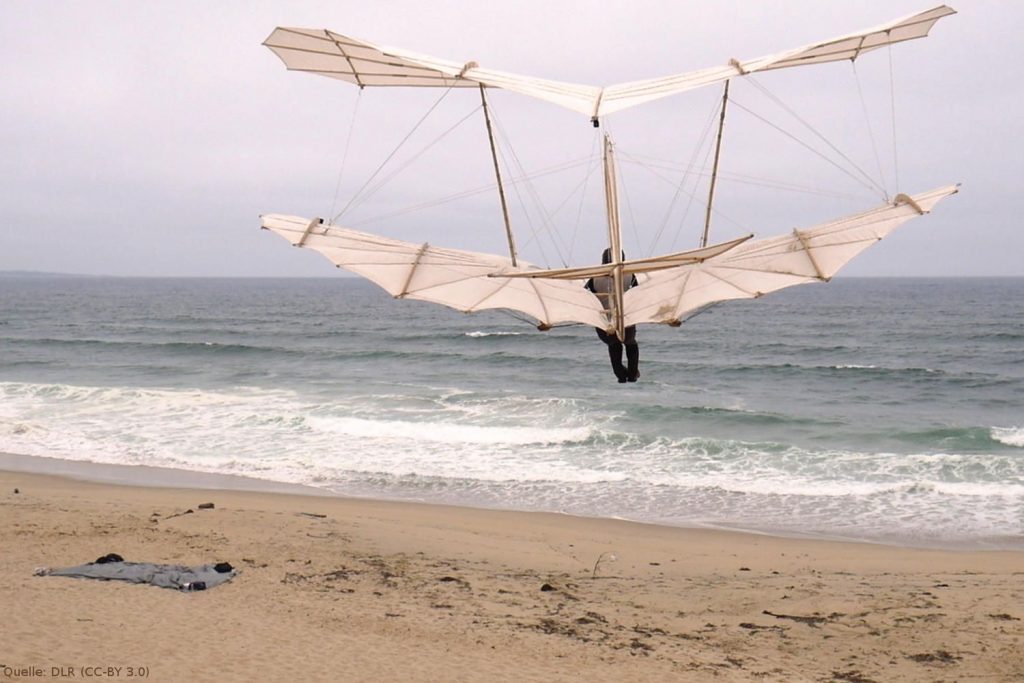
xmin=2 ymin=0 xmax=1021 ymax=277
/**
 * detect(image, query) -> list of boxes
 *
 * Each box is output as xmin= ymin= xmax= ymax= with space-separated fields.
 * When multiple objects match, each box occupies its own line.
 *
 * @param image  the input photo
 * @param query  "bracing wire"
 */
xmin=503 ymin=153 xmax=598 ymax=260
xmin=508 ymin=185 xmax=551 ymax=265
xmin=645 ymin=94 xmax=721 ymax=255
xmin=491 ymin=123 xmax=552 ymax=267
xmin=888 ymin=41 xmax=900 ymax=190
xmin=729 ymin=96 xmax=886 ymax=198
xmin=542 ymin=159 xmax=603 ymax=263
xmin=622 ymin=152 xmax=865 ymax=200
xmin=567 ymin=131 xmax=602 ymax=264
xmin=615 ymin=152 xmax=644 ymax=257
xmin=852 ymin=62 xmax=889 ymax=200
xmin=549 ymin=160 xmax=600 ymax=219
xmin=744 ymin=77 xmax=888 ymax=199
xmin=489 ymin=107 xmax=570 ymax=266
xmin=342 ymin=104 xmax=481 ymax=218
xmin=351 ymin=157 xmax=591 ymax=228
xmin=617 ymin=152 xmax=749 ymax=237
xmin=671 ymin=135 xmax=718 ymax=250
xmin=329 ymin=90 xmax=363 ymax=220
xmin=332 ymin=86 xmax=456 ymax=222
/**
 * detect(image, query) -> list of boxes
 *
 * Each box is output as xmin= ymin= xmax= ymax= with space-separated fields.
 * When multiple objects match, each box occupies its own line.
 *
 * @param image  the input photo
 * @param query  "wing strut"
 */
xmin=479 ymin=85 xmax=518 ymax=267
xmin=603 ymin=134 xmax=626 ymax=341
xmin=701 ymin=80 xmax=731 ymax=248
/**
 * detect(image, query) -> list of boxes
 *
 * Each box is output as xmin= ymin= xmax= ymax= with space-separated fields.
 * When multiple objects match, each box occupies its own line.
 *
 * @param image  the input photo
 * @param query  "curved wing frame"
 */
xmin=260 ymin=214 xmax=608 ymax=329
xmin=623 ymin=185 xmax=959 ymax=326
xmin=264 ymin=6 xmax=956 ymax=120
xmin=262 ymin=186 xmax=957 ymax=332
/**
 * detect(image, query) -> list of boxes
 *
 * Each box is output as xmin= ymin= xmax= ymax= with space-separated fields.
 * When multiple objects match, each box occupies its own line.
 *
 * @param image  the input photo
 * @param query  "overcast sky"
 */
xmin=2 ymin=0 xmax=1021 ymax=277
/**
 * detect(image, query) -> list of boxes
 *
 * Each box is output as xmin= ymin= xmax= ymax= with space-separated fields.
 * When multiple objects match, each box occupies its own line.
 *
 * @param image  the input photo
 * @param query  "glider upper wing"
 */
xmin=263 ymin=6 xmax=956 ymax=119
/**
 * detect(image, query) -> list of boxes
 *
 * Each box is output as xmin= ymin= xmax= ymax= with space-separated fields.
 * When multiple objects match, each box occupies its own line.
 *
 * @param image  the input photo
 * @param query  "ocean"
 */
xmin=1 ymin=275 xmax=1021 ymax=548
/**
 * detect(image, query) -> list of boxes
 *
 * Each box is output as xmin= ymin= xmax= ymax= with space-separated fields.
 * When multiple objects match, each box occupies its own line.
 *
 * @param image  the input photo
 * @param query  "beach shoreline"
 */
xmin=4 ymin=451 xmax=1019 ymax=553
xmin=2 ymin=458 xmax=1022 ymax=681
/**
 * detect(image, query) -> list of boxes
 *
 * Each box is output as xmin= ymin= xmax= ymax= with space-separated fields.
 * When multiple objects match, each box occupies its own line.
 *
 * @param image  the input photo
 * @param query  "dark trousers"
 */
xmin=595 ymin=326 xmax=639 ymax=382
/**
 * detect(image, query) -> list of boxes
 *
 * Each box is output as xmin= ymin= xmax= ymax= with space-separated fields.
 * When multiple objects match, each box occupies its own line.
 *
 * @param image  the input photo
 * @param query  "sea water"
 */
xmin=1 ymin=275 xmax=1021 ymax=548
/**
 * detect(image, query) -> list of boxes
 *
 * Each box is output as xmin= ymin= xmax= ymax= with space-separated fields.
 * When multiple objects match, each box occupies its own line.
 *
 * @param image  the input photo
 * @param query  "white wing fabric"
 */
xmin=260 ymin=215 xmax=608 ymax=328
xmin=598 ymin=5 xmax=956 ymax=116
xmin=262 ymin=185 xmax=955 ymax=332
xmin=262 ymin=28 xmax=601 ymax=116
xmin=623 ymin=185 xmax=959 ymax=326
xmin=263 ymin=6 xmax=955 ymax=119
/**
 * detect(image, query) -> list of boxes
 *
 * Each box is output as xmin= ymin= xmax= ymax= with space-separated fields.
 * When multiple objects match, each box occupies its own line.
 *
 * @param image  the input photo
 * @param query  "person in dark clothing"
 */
xmin=586 ymin=248 xmax=640 ymax=383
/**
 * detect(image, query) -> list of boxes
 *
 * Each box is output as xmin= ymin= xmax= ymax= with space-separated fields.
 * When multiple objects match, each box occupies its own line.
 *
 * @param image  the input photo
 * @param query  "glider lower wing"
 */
xmin=261 ymin=185 xmax=957 ymax=332
xmin=259 ymin=215 xmax=608 ymax=328
xmin=623 ymin=185 xmax=960 ymax=326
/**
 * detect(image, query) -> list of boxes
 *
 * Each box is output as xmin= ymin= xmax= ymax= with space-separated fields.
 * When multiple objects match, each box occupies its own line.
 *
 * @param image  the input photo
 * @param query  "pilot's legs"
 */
xmin=595 ymin=328 xmax=629 ymax=383
xmin=624 ymin=326 xmax=639 ymax=382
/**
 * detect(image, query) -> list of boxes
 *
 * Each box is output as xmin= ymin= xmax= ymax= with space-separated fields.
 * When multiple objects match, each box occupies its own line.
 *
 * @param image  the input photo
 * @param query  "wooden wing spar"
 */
xmin=263 ymin=5 xmax=955 ymax=122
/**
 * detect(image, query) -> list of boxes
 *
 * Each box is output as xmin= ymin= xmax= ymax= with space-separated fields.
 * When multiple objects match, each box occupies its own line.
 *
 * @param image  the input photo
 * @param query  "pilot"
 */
xmin=585 ymin=248 xmax=639 ymax=383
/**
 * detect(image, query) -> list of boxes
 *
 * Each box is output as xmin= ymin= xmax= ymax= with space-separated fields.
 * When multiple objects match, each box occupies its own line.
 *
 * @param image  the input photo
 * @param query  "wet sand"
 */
xmin=1 ymin=459 xmax=1022 ymax=682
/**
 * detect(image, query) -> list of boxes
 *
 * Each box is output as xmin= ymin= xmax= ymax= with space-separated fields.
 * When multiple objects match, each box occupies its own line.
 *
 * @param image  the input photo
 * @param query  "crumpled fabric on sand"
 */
xmin=40 ymin=561 xmax=236 ymax=591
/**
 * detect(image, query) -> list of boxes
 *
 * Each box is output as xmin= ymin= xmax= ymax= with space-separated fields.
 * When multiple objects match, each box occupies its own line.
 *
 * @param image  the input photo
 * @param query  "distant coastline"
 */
xmin=0 ymin=270 xmax=102 ymax=279
xmin=2 ymin=270 xmax=1021 ymax=280
xmin=0 ymin=270 xmax=354 ymax=280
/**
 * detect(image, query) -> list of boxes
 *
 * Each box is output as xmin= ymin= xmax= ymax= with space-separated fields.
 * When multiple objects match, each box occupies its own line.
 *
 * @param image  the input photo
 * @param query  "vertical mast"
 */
xmin=602 ymin=134 xmax=626 ymax=342
xmin=701 ymin=79 xmax=731 ymax=248
xmin=479 ymin=85 xmax=518 ymax=267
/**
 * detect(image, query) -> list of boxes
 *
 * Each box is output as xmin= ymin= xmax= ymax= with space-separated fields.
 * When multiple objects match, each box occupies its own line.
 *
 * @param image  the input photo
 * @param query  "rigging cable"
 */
xmin=744 ymin=77 xmax=888 ymax=199
xmin=489 ymin=108 xmax=570 ymax=266
xmin=329 ymin=90 xmax=363 ymax=221
xmin=342 ymin=104 xmax=482 ymax=219
xmin=490 ymin=120 xmax=552 ymax=268
xmin=351 ymin=157 xmax=590 ymax=227
xmin=332 ymin=85 xmax=457 ymax=223
xmin=549 ymin=159 xmax=601 ymax=219
xmin=613 ymin=143 xmax=644 ymax=257
xmin=888 ymin=41 xmax=901 ymax=191
xmin=645 ymin=94 xmax=721 ymax=256
xmin=851 ymin=62 xmax=889 ymax=200
xmin=675 ymin=135 xmax=718 ymax=251
xmin=729 ymin=96 xmax=886 ymax=199
xmin=566 ymin=131 xmax=602 ymax=265
xmin=626 ymin=154 xmax=863 ymax=199
xmin=618 ymin=152 xmax=749 ymax=236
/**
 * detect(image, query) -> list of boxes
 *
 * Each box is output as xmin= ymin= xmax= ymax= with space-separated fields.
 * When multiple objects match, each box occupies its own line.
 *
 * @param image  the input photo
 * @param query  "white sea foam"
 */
xmin=992 ymin=426 xmax=1024 ymax=448
xmin=622 ymin=438 xmax=1024 ymax=499
xmin=927 ymin=480 xmax=1024 ymax=497
xmin=3 ymin=380 xmax=1023 ymax=547
xmin=305 ymin=415 xmax=591 ymax=446
xmin=0 ymin=381 xmax=602 ymax=486
xmin=464 ymin=331 xmax=522 ymax=338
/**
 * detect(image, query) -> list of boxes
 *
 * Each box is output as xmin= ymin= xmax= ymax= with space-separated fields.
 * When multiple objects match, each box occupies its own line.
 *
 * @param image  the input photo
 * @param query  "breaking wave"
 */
xmin=992 ymin=427 xmax=1024 ymax=448
xmin=464 ymin=331 xmax=523 ymax=338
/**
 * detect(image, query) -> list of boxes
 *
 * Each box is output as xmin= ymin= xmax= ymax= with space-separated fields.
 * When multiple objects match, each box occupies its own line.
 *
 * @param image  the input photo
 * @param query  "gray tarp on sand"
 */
xmin=44 ymin=561 xmax=236 ymax=591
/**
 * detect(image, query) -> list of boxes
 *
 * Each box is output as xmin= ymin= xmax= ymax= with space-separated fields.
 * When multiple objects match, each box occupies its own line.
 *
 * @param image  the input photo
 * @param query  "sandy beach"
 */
xmin=1 ymin=457 xmax=1022 ymax=683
